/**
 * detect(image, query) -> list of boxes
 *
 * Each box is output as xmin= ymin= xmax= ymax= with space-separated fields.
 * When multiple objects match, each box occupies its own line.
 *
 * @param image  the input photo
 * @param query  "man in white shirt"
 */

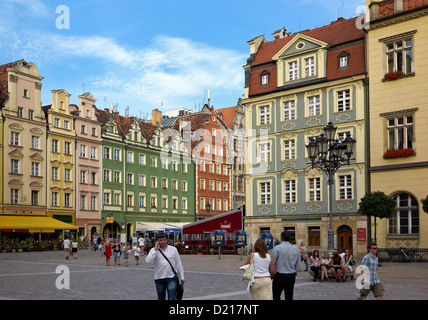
xmin=145 ymin=233 xmax=185 ymax=300
xmin=63 ymin=237 xmax=71 ymax=260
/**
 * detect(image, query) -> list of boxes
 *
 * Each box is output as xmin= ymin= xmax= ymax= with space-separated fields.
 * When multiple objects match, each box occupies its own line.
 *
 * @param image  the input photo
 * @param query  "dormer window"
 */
xmin=259 ymin=70 xmax=271 ymax=87
xmin=338 ymin=51 xmax=350 ymax=69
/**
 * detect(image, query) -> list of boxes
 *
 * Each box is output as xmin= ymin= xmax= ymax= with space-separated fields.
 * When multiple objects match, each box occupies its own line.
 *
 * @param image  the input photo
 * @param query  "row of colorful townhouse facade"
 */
xmin=241 ymin=0 xmax=428 ymax=257
xmin=0 ymin=60 xmax=244 ymax=240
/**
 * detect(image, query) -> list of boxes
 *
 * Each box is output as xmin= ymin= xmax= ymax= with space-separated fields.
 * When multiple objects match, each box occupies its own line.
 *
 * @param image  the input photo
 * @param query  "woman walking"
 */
xmin=244 ymin=239 xmax=275 ymax=300
xmin=103 ymin=241 xmax=112 ymax=266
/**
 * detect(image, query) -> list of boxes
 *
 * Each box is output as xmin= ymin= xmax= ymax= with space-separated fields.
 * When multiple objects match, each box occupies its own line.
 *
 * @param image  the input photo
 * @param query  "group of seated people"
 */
xmin=309 ymin=250 xmax=354 ymax=282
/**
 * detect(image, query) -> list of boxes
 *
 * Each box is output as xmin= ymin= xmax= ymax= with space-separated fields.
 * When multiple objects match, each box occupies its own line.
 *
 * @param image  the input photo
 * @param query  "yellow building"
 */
xmin=43 ymin=89 xmax=76 ymax=225
xmin=366 ymin=0 xmax=428 ymax=248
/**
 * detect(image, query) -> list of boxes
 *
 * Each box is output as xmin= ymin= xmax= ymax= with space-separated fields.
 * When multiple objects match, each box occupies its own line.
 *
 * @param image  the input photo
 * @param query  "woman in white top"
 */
xmin=244 ymin=239 xmax=276 ymax=300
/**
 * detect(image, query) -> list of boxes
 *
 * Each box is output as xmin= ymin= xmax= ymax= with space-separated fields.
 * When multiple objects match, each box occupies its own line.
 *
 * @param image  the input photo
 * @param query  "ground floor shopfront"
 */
xmin=243 ymin=213 xmax=368 ymax=258
xmin=370 ymin=166 xmax=428 ymax=249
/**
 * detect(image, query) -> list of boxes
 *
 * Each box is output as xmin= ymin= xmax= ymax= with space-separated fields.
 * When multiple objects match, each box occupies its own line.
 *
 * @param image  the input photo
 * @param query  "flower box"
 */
xmin=383 ymin=148 xmax=415 ymax=159
xmin=384 ymin=70 xmax=403 ymax=81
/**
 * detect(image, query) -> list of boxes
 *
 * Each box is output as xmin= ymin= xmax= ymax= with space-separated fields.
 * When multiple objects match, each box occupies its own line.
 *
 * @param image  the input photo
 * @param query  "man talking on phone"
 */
xmin=145 ymin=232 xmax=186 ymax=300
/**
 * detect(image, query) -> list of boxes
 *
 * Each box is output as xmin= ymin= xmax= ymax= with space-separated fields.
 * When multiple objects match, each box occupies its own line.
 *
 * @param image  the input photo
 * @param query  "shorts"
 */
xmin=320 ymin=264 xmax=329 ymax=270
xmin=113 ymin=252 xmax=121 ymax=258
xmin=359 ymin=283 xmax=385 ymax=299
xmin=72 ymin=248 xmax=77 ymax=253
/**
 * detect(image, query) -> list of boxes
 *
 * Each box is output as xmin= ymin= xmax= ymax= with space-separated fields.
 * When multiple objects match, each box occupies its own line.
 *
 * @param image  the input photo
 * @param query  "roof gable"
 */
xmin=273 ymin=33 xmax=328 ymax=60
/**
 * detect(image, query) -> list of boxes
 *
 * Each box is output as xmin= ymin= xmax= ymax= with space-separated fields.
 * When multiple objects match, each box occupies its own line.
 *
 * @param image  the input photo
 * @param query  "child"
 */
xmin=123 ymin=244 xmax=130 ymax=266
xmin=134 ymin=246 xmax=141 ymax=265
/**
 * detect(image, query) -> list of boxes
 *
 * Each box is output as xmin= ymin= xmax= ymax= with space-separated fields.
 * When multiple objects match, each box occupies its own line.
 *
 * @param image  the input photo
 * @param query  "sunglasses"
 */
xmin=370 ymin=247 xmax=378 ymax=250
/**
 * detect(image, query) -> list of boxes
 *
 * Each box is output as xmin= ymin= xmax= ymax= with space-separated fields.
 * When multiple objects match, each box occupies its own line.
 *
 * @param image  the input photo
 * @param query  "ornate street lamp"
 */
xmin=206 ymin=202 xmax=212 ymax=215
xmin=306 ymin=122 xmax=356 ymax=252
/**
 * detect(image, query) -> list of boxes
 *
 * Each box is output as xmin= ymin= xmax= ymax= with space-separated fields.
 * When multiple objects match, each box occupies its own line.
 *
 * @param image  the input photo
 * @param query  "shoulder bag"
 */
xmin=241 ymin=253 xmax=255 ymax=281
xmin=158 ymin=248 xmax=184 ymax=300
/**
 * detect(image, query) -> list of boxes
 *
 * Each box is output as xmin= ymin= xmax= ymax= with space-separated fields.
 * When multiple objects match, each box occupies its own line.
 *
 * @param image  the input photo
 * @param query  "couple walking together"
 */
xmin=245 ymin=231 xmax=301 ymax=300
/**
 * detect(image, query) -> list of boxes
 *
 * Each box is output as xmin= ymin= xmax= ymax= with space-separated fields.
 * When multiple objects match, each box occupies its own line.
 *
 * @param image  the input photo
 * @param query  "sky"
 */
xmin=0 ymin=0 xmax=365 ymax=118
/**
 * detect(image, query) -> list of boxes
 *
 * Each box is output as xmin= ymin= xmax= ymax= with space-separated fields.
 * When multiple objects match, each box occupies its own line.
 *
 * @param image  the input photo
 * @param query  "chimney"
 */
xmin=272 ymin=27 xmax=287 ymax=40
xmin=152 ymin=108 xmax=162 ymax=125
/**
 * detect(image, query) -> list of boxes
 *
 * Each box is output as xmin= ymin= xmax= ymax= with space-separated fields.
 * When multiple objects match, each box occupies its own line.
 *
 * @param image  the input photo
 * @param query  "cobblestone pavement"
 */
xmin=0 ymin=249 xmax=427 ymax=300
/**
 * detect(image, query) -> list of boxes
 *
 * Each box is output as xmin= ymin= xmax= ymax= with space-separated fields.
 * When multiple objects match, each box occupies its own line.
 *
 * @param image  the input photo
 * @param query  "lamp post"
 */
xmin=206 ymin=202 xmax=211 ymax=216
xmin=306 ymin=122 xmax=356 ymax=252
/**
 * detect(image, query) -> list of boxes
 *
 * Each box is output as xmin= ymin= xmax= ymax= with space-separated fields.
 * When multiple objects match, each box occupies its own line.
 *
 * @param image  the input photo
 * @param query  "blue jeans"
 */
xmin=155 ymin=276 xmax=177 ymax=300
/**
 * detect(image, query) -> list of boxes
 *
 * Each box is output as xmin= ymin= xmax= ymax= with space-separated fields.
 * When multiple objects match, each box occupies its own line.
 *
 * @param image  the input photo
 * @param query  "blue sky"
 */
xmin=0 ymin=0 xmax=364 ymax=118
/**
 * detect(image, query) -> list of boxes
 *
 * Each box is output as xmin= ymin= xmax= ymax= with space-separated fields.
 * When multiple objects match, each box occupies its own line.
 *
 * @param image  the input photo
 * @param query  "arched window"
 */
xmin=388 ymin=193 xmax=419 ymax=236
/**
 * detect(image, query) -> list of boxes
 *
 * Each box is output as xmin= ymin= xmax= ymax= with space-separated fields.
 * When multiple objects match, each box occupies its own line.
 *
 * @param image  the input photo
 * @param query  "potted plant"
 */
xmin=16 ymin=243 xmax=23 ymax=252
xmin=384 ymin=70 xmax=403 ymax=81
xmin=383 ymin=148 xmax=415 ymax=159
xmin=5 ymin=244 xmax=12 ymax=252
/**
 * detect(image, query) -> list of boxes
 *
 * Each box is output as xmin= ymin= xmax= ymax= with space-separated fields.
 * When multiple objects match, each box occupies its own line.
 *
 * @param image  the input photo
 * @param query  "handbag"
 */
xmin=241 ymin=253 xmax=255 ymax=281
xmin=158 ymin=249 xmax=184 ymax=300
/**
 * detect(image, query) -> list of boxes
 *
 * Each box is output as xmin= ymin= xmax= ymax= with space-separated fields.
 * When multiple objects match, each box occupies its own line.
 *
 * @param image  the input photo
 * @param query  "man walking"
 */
xmin=63 ymin=237 xmax=71 ymax=259
xmin=356 ymin=242 xmax=384 ymax=300
xmin=145 ymin=233 xmax=185 ymax=300
xmin=271 ymin=231 xmax=301 ymax=300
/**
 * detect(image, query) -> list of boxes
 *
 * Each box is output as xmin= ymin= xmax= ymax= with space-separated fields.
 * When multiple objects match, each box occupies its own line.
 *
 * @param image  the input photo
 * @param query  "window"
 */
xmin=162 ymin=178 xmax=168 ymax=189
xmin=139 ymin=175 xmax=146 ymax=187
xmin=139 ymin=195 xmax=145 ymax=207
xmin=23 ymin=89 xmax=29 ymax=98
xmin=260 ymin=142 xmax=270 ymax=162
xmin=182 ymin=198 xmax=188 ymax=210
xmin=127 ymin=194 xmax=133 ymax=207
xmin=387 ymin=115 xmax=414 ymax=150
xmin=127 ymin=151 xmax=133 ymax=163
xmin=11 ymin=132 xmax=19 ymax=146
xmin=28 ymin=110 xmax=34 ymax=120
xmin=31 ymin=162 xmax=39 ymax=176
xmin=260 ymin=182 xmax=271 ymax=205
xmin=92 ymin=127 xmax=97 ymax=136
xmin=337 ymin=90 xmax=351 ymax=112
xmin=339 ymin=56 xmax=348 ymax=68
xmin=389 ymin=193 xmax=419 ymax=236
xmin=103 ymin=170 xmax=111 ymax=182
xmin=52 ymin=139 xmax=59 ymax=153
xmin=151 ymin=196 xmax=157 ymax=208
xmin=64 ymin=168 xmax=71 ymax=182
xmin=11 ymin=159 xmax=19 ymax=174
xmin=81 ymin=125 xmax=86 ymax=134
xmin=139 ymin=154 xmax=146 ymax=165
xmin=32 ymin=190 xmax=39 ymax=206
xmin=17 ymin=107 xmax=23 ymax=118
xmin=200 ymin=197 xmax=206 ymax=210
xmin=52 ymin=167 xmax=59 ymax=180
xmin=113 ymin=149 xmax=121 ymax=161
xmin=288 ymin=61 xmax=298 ymax=80
xmin=104 ymin=193 xmax=110 ymax=205
xmin=308 ymin=95 xmax=320 ymax=116
xmin=259 ymin=105 xmax=270 ymax=125
xmin=182 ymin=181 xmax=188 ymax=192
xmin=151 ymin=177 xmax=157 ymax=188
xmin=31 ymin=136 xmax=39 ymax=149
xmin=103 ymin=147 xmax=111 ymax=159
xmin=54 ymin=118 xmax=60 ymax=127
xmin=80 ymin=195 xmax=86 ymax=210
xmin=304 ymin=57 xmax=315 ymax=77
xmin=114 ymin=193 xmax=121 ymax=206
xmin=64 ymin=193 xmax=71 ymax=208
xmin=284 ymin=100 xmax=295 ymax=121
xmin=80 ymin=170 xmax=87 ymax=184
xmin=308 ymin=177 xmax=321 ymax=201
xmin=150 ymin=156 xmax=157 ymax=168
xmin=52 ymin=192 xmax=58 ymax=207
xmin=223 ymin=199 xmax=228 ymax=211
xmin=338 ymin=175 xmax=352 ymax=200
xmin=11 ymin=189 xmax=19 ymax=204
xmin=91 ymin=196 xmax=96 ymax=210
xmin=91 ymin=172 xmax=97 ymax=185
xmin=283 ymin=140 xmax=295 ymax=160
xmin=127 ymin=173 xmax=134 ymax=185
xmin=260 ymin=70 xmax=270 ymax=86
xmin=284 ymin=180 xmax=296 ymax=203
xmin=385 ymin=37 xmax=413 ymax=74
xmin=90 ymin=147 xmax=97 ymax=159
xmin=80 ymin=145 xmax=87 ymax=158
xmin=64 ymin=120 xmax=69 ymax=130
xmin=64 ymin=142 xmax=71 ymax=155
xmin=114 ymin=171 xmax=121 ymax=183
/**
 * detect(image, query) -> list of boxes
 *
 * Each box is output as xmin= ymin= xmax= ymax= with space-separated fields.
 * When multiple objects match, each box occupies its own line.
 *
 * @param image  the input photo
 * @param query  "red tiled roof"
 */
xmin=251 ymin=16 xmax=363 ymax=67
xmin=217 ymin=106 xmax=237 ymax=129
xmin=249 ymin=16 xmax=365 ymax=96
xmin=0 ymin=62 xmax=13 ymax=108
xmin=326 ymin=42 xmax=365 ymax=80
